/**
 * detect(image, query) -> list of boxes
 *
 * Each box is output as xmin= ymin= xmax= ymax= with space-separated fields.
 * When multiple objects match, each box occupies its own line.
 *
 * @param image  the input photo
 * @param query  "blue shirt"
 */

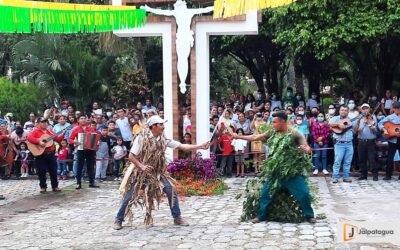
xmin=357 ymin=115 xmax=377 ymax=140
xmin=378 ymin=113 xmax=400 ymax=143
xmin=329 ymin=116 xmax=356 ymax=142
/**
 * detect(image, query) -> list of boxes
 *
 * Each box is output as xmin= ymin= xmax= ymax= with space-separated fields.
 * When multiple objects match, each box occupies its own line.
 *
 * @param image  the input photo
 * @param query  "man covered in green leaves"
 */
xmin=233 ymin=111 xmax=316 ymax=223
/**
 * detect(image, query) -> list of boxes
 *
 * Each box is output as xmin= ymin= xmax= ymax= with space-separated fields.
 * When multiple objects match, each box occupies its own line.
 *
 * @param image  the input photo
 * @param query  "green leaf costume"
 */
xmin=240 ymin=124 xmax=315 ymax=223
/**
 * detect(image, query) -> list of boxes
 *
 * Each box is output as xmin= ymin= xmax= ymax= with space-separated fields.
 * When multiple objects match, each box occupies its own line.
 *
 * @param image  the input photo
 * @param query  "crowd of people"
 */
xmin=209 ymin=88 xmax=399 ymax=182
xmin=0 ymin=87 xmax=399 ymax=194
xmin=0 ymin=98 xmax=164 ymax=192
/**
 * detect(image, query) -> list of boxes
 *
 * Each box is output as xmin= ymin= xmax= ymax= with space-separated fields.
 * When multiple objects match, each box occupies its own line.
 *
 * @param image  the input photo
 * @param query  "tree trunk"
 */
xmin=294 ymin=59 xmax=304 ymax=95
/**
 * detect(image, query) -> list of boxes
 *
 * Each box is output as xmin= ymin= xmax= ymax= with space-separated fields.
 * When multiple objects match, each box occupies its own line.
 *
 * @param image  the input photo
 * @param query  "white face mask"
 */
xmin=296 ymin=120 xmax=302 ymax=125
xmin=298 ymin=111 xmax=305 ymax=115
xmin=312 ymin=95 xmax=317 ymax=99
xmin=372 ymin=96 xmax=377 ymax=101
xmin=348 ymin=103 xmax=355 ymax=110
xmin=328 ymin=109 xmax=335 ymax=115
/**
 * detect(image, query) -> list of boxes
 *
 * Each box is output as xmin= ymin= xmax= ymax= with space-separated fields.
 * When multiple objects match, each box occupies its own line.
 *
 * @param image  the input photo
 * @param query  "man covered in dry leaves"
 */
xmin=114 ymin=116 xmax=209 ymax=230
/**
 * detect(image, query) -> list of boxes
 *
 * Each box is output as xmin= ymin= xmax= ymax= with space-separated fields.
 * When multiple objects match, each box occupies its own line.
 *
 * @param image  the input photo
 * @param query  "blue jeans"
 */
xmin=332 ymin=142 xmax=353 ymax=180
xmin=113 ymin=159 xmax=121 ymax=177
xmin=115 ymin=176 xmax=181 ymax=222
xmin=57 ymin=160 xmax=67 ymax=176
xmin=313 ymin=143 xmax=328 ymax=170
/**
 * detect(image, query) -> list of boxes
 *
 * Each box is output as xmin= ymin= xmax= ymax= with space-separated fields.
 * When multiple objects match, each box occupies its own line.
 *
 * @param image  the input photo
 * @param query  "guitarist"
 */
xmin=69 ymin=115 xmax=100 ymax=190
xmin=329 ymin=105 xmax=357 ymax=183
xmin=27 ymin=117 xmax=64 ymax=193
xmin=378 ymin=101 xmax=400 ymax=180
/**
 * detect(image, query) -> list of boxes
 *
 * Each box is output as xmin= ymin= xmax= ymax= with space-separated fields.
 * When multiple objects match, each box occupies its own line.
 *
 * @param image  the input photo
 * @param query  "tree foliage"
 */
xmin=0 ymin=77 xmax=43 ymax=121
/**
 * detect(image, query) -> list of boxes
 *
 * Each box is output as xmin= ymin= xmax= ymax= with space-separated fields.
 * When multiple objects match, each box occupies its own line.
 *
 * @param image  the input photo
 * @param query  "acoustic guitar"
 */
xmin=331 ymin=104 xmax=380 ymax=135
xmin=27 ymin=125 xmax=72 ymax=156
xmin=382 ymin=122 xmax=400 ymax=138
xmin=331 ymin=115 xmax=363 ymax=135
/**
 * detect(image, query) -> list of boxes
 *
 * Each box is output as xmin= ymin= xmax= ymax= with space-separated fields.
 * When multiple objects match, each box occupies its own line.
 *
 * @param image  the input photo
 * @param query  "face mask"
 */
xmin=106 ymin=112 xmax=112 ymax=117
xmin=328 ymin=109 xmax=335 ymax=115
xmin=298 ymin=111 xmax=305 ymax=115
xmin=312 ymin=95 xmax=317 ymax=99
xmin=377 ymin=115 xmax=385 ymax=121
xmin=272 ymin=95 xmax=276 ymax=100
xmin=296 ymin=96 xmax=301 ymax=100
xmin=296 ymin=120 xmax=302 ymax=125
xmin=372 ymin=96 xmax=377 ymax=101
xmin=312 ymin=112 xmax=318 ymax=117
xmin=348 ymin=103 xmax=355 ymax=110
xmin=287 ymin=92 xmax=292 ymax=97
xmin=317 ymin=117 xmax=324 ymax=123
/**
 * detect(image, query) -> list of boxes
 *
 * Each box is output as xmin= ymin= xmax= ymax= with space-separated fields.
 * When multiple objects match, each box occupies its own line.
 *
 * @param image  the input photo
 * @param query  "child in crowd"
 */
xmin=15 ymin=142 xmax=30 ymax=178
xmin=231 ymin=128 xmax=247 ymax=178
xmin=112 ymin=138 xmax=127 ymax=181
xmin=96 ymin=127 xmax=111 ymax=181
xmin=57 ymin=139 xmax=69 ymax=180
xmin=293 ymin=115 xmax=309 ymax=141
xmin=218 ymin=125 xmax=235 ymax=177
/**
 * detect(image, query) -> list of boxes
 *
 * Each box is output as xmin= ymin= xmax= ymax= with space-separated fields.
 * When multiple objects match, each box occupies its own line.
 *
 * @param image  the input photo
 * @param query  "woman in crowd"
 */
xmin=311 ymin=113 xmax=330 ymax=175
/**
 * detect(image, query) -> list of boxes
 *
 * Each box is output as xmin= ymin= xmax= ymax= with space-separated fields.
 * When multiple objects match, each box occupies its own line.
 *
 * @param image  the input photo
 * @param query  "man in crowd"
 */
xmin=378 ymin=101 xmax=400 ymax=180
xmin=116 ymin=108 xmax=133 ymax=150
xmin=329 ymin=105 xmax=355 ymax=183
xmin=69 ymin=115 xmax=100 ymax=189
xmin=27 ymin=117 xmax=65 ymax=193
xmin=142 ymin=99 xmax=157 ymax=114
xmin=24 ymin=113 xmax=36 ymax=133
xmin=355 ymin=103 xmax=378 ymax=181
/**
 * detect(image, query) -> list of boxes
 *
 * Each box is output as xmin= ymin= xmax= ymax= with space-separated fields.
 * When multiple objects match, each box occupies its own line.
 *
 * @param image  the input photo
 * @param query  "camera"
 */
xmin=257 ymin=113 xmax=262 ymax=118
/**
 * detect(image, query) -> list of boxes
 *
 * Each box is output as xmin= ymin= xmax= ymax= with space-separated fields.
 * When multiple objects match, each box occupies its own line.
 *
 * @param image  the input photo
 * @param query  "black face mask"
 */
xmin=312 ymin=112 xmax=318 ymax=117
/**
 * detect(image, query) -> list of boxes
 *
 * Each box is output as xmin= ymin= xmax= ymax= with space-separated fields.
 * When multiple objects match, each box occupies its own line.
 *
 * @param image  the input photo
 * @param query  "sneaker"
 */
xmin=313 ymin=169 xmax=318 ymax=175
xmin=52 ymin=187 xmax=62 ymax=192
xmin=383 ymin=176 xmax=392 ymax=180
xmin=118 ymin=177 xmax=121 ymax=181
xmin=40 ymin=188 xmax=47 ymax=193
xmin=322 ymin=169 xmax=329 ymax=175
xmin=173 ymin=216 xmax=189 ymax=226
xmin=114 ymin=177 xmax=119 ymax=181
xmin=373 ymin=176 xmax=378 ymax=181
xmin=113 ymin=221 xmax=122 ymax=230
xmin=358 ymin=176 xmax=367 ymax=181
xmin=75 ymin=184 xmax=82 ymax=190
xmin=250 ymin=217 xmax=262 ymax=223
xmin=343 ymin=179 xmax=352 ymax=183
xmin=307 ymin=217 xmax=317 ymax=224
xmin=69 ymin=171 xmax=74 ymax=177
xmin=332 ymin=179 xmax=338 ymax=184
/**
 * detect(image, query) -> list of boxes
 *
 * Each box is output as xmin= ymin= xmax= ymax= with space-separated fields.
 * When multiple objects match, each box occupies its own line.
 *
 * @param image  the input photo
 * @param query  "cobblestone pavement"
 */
xmin=0 ymin=177 xmax=75 ymax=206
xmin=0 ymin=176 xmax=399 ymax=249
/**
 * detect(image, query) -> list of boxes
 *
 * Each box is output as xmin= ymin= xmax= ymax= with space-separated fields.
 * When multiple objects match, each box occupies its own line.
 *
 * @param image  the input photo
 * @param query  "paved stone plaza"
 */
xmin=1 ymin=176 xmax=400 ymax=249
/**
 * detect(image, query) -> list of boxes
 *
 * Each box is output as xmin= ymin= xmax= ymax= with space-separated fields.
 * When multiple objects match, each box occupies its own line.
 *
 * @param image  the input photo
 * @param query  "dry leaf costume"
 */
xmin=116 ymin=128 xmax=181 ymax=225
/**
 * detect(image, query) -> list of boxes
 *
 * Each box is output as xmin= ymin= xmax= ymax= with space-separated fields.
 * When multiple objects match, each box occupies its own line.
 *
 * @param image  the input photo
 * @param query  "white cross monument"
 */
xmin=113 ymin=0 xmax=259 ymax=158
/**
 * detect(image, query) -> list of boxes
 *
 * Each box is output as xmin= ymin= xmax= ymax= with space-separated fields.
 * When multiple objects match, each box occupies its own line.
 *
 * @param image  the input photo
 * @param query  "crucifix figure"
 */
xmin=141 ymin=0 xmax=213 ymax=93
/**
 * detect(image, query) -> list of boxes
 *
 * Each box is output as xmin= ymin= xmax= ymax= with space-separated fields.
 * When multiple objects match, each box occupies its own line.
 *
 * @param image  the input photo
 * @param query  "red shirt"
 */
xmin=0 ymin=134 xmax=8 ymax=141
xmin=68 ymin=125 xmax=98 ymax=145
xmin=57 ymin=146 xmax=69 ymax=160
xmin=27 ymin=128 xmax=64 ymax=153
xmin=219 ymin=134 xmax=234 ymax=156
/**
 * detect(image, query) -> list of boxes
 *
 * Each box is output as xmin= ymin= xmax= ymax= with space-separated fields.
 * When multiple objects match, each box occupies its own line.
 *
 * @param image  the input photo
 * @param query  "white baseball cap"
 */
xmin=147 ymin=115 xmax=167 ymax=127
xmin=361 ymin=103 xmax=370 ymax=109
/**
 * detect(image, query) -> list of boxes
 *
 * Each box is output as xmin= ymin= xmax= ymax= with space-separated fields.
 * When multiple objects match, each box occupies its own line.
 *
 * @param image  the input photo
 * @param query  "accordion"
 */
xmin=77 ymin=132 xmax=100 ymax=151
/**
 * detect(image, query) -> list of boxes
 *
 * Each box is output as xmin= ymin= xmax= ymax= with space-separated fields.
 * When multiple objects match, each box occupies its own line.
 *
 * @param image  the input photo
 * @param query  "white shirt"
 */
xmin=307 ymin=99 xmax=320 ymax=109
xmin=271 ymin=100 xmax=282 ymax=110
xmin=231 ymin=139 xmax=247 ymax=151
xmin=130 ymin=130 xmax=181 ymax=156
xmin=348 ymin=110 xmax=359 ymax=120
xmin=116 ymin=117 xmax=132 ymax=142
xmin=381 ymin=98 xmax=394 ymax=109
xmin=113 ymin=145 xmax=127 ymax=160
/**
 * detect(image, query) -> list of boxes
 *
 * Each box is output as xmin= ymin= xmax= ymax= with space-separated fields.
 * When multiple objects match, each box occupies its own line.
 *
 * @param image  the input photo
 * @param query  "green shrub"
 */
xmin=0 ymin=77 xmax=44 ymax=121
